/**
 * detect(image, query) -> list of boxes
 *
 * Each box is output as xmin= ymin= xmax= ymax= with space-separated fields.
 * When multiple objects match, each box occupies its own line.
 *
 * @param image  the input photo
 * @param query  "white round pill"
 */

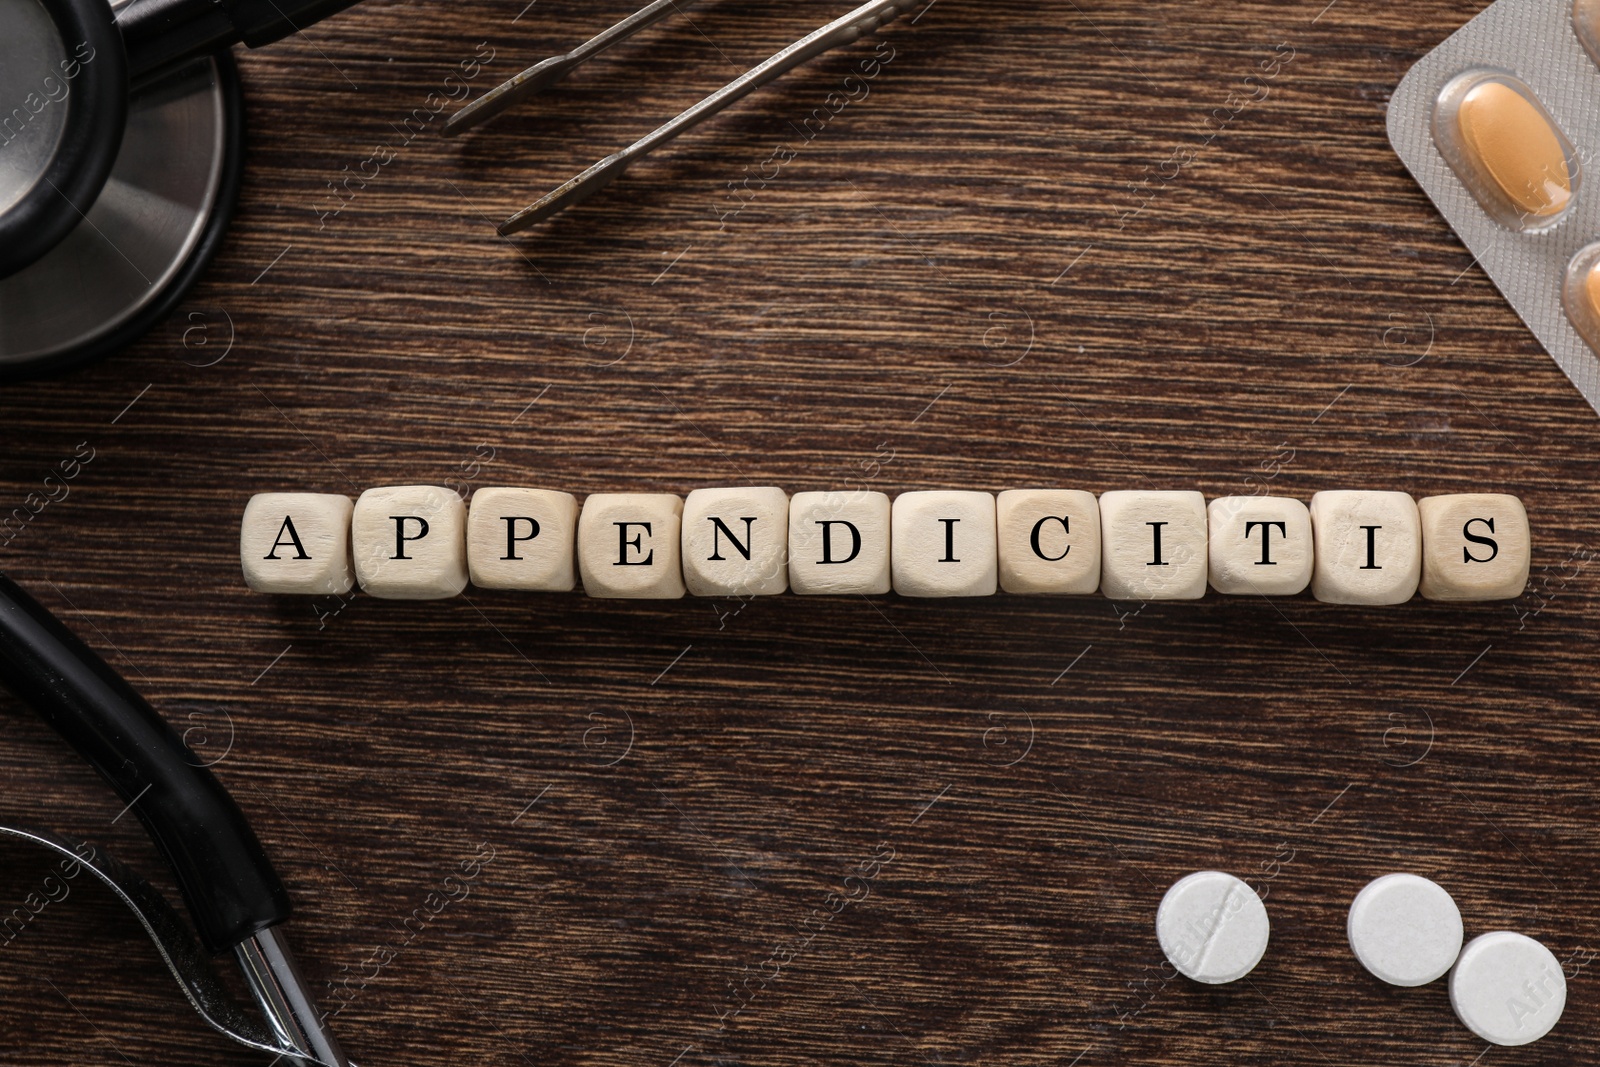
xmin=1450 ymin=931 xmax=1566 ymax=1046
xmin=1156 ymin=870 xmax=1270 ymax=984
xmin=1347 ymin=873 xmax=1463 ymax=986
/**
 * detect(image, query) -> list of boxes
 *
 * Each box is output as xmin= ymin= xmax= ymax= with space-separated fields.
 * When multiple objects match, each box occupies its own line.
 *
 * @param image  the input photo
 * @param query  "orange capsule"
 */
xmin=1575 ymin=0 xmax=1600 ymax=72
xmin=1562 ymin=243 xmax=1600 ymax=353
xmin=1434 ymin=71 xmax=1579 ymax=231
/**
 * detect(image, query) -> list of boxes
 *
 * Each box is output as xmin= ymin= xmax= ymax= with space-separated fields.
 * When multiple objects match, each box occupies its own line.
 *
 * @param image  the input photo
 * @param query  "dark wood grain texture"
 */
xmin=1 ymin=0 xmax=1596 ymax=1064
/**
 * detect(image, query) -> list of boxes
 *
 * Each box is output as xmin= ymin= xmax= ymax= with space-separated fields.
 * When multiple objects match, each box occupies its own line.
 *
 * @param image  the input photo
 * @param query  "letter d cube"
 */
xmin=789 ymin=491 xmax=891 ymax=595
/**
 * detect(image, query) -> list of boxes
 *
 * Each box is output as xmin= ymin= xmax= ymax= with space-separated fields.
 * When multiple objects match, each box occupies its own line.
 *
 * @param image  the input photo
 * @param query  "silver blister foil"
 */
xmin=1389 ymin=0 xmax=1600 ymax=411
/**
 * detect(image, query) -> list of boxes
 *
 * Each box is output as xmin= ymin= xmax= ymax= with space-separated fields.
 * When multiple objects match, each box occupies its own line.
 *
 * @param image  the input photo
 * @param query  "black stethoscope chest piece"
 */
xmin=0 ymin=0 xmax=242 ymax=381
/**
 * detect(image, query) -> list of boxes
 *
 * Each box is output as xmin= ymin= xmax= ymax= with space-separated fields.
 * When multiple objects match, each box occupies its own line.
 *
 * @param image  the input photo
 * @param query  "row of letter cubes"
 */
xmin=240 ymin=488 xmax=1530 ymax=604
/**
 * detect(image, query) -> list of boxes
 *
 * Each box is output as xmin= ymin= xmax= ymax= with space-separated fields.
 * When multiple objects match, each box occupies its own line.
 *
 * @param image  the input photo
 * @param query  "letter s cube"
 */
xmin=1418 ymin=493 xmax=1530 ymax=601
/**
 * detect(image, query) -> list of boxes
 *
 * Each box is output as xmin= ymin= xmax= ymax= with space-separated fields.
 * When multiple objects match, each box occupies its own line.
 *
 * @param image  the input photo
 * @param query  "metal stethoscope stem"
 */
xmin=236 ymin=927 xmax=354 ymax=1067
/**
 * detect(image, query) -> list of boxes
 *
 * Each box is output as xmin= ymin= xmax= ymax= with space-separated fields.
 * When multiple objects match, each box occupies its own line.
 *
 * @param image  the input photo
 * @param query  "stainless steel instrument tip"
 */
xmin=445 ymin=0 xmax=692 ymax=137
xmin=464 ymin=0 xmax=917 ymax=231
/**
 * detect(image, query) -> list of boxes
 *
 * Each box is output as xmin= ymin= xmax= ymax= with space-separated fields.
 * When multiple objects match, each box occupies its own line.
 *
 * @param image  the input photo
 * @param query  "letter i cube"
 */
xmin=890 ymin=491 xmax=997 ymax=597
xmin=1309 ymin=491 xmax=1421 ymax=605
xmin=1098 ymin=490 xmax=1208 ymax=600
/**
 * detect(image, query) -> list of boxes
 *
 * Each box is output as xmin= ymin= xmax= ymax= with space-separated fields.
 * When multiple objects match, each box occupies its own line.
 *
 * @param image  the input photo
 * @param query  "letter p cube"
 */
xmin=352 ymin=486 xmax=468 ymax=600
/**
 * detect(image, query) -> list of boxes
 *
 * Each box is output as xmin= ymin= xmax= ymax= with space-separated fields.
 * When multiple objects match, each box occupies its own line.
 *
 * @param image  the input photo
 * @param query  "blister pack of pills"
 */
xmin=1388 ymin=0 xmax=1600 ymax=413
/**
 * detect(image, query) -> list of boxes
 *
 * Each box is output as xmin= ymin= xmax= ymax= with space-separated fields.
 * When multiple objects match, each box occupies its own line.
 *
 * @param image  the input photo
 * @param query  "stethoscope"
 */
xmin=0 ymin=571 xmax=358 ymax=1066
xmin=0 ymin=0 xmax=362 ymax=381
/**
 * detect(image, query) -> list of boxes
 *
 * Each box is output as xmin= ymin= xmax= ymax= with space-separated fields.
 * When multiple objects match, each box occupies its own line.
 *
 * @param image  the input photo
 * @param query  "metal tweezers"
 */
xmin=444 ymin=0 xmax=918 ymax=233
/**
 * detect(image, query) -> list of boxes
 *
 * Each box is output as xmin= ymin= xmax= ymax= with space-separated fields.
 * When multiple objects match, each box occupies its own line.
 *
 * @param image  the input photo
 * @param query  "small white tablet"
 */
xmin=1156 ymin=870 xmax=1270 ymax=984
xmin=1346 ymin=873 xmax=1463 ymax=986
xmin=1450 ymin=931 xmax=1566 ymax=1045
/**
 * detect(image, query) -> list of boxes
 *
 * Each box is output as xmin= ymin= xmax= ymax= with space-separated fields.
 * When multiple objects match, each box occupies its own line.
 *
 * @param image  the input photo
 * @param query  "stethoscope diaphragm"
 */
xmin=0 ymin=0 xmax=127 ymax=279
xmin=0 ymin=0 xmax=242 ymax=381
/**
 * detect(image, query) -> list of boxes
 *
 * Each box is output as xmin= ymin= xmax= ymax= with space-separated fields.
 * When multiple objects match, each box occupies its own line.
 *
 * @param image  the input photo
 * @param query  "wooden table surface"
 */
xmin=2 ymin=0 xmax=1598 ymax=1064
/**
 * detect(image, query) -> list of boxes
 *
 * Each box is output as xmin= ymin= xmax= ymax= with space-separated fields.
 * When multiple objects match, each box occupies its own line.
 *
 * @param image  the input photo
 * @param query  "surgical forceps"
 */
xmin=444 ymin=0 xmax=919 ymax=231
